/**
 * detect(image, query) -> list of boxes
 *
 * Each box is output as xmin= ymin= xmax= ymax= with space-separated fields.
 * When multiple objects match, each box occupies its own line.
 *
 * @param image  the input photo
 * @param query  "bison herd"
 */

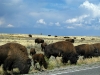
xmin=0 ymin=37 xmax=100 ymax=75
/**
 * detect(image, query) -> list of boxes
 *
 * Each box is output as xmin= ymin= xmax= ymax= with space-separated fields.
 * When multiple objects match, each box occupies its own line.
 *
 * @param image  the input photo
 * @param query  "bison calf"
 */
xmin=32 ymin=53 xmax=48 ymax=71
xmin=30 ymin=48 xmax=36 ymax=56
xmin=41 ymin=42 xmax=47 ymax=51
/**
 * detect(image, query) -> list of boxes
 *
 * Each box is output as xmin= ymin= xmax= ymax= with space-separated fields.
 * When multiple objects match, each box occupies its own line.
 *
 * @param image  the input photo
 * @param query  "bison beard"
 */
xmin=44 ymin=41 xmax=78 ymax=64
xmin=0 ymin=42 xmax=31 ymax=75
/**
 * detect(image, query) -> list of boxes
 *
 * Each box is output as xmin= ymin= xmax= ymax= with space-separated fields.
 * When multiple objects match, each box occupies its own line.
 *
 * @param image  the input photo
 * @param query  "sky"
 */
xmin=0 ymin=0 xmax=100 ymax=36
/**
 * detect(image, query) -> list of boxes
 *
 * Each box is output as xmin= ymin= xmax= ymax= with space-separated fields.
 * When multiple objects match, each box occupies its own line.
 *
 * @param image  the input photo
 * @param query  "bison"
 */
xmin=28 ymin=34 xmax=32 ymax=37
xmin=30 ymin=48 xmax=36 ymax=56
xmin=32 ymin=53 xmax=48 ymax=71
xmin=41 ymin=42 xmax=47 ymax=51
xmin=35 ymin=38 xmax=44 ymax=44
xmin=65 ymin=39 xmax=74 ymax=43
xmin=75 ymin=44 xmax=98 ymax=59
xmin=0 ymin=42 xmax=31 ymax=75
xmin=44 ymin=41 xmax=78 ymax=64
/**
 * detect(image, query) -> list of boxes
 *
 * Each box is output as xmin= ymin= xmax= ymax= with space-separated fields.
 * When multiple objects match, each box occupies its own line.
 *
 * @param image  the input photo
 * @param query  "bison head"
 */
xmin=18 ymin=58 xmax=31 ymax=74
xmin=12 ymin=58 xmax=31 ymax=74
xmin=44 ymin=45 xmax=51 ymax=59
xmin=69 ymin=53 xmax=79 ymax=64
xmin=43 ymin=60 xmax=48 ymax=69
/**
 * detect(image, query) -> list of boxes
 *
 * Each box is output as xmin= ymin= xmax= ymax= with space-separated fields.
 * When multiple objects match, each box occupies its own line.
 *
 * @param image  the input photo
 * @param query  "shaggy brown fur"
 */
xmin=41 ymin=42 xmax=47 ymax=51
xmin=32 ymin=53 xmax=48 ymax=71
xmin=44 ymin=41 xmax=78 ymax=64
xmin=0 ymin=42 xmax=31 ymax=75
xmin=35 ymin=38 xmax=44 ymax=44
xmin=4 ymin=42 xmax=28 ymax=55
xmin=30 ymin=48 xmax=36 ymax=56
xmin=75 ymin=44 xmax=98 ymax=58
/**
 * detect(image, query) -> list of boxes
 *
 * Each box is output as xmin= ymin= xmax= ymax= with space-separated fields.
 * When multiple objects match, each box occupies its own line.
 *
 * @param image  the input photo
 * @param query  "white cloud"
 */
xmin=55 ymin=22 xmax=60 ymax=26
xmin=80 ymin=1 xmax=100 ymax=17
xmin=7 ymin=24 xmax=14 ymax=27
xmin=65 ymin=14 xmax=89 ymax=23
xmin=36 ymin=19 xmax=46 ymax=25
xmin=66 ymin=18 xmax=78 ymax=23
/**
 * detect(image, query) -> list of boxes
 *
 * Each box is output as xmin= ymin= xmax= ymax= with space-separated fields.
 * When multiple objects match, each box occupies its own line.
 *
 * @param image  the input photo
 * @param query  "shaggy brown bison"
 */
xmin=28 ymin=34 xmax=32 ymax=37
xmin=41 ymin=42 xmax=47 ymax=51
xmin=35 ymin=38 xmax=44 ymax=44
xmin=65 ymin=39 xmax=74 ymax=43
xmin=32 ymin=53 xmax=48 ymax=71
xmin=44 ymin=41 xmax=78 ymax=64
xmin=30 ymin=48 xmax=36 ymax=56
xmin=75 ymin=44 xmax=98 ymax=58
xmin=0 ymin=42 xmax=31 ymax=75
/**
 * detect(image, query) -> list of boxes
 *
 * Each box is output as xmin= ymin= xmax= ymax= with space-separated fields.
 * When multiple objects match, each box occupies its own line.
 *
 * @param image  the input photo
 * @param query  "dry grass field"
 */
xmin=0 ymin=33 xmax=100 ymax=74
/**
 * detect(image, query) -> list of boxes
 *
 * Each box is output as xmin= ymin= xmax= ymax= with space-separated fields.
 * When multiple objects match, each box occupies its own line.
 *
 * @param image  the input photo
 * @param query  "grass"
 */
xmin=46 ymin=56 xmax=100 ymax=70
xmin=77 ymin=56 xmax=100 ymax=65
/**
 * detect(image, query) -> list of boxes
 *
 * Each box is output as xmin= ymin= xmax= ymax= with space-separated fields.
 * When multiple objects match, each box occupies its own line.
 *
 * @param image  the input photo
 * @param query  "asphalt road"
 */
xmin=52 ymin=66 xmax=100 ymax=75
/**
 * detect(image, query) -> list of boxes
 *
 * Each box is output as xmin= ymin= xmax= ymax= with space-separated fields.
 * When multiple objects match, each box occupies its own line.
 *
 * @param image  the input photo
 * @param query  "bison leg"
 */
xmin=83 ymin=55 xmax=89 ymax=59
xmin=62 ymin=57 xmax=69 ymax=64
xmin=8 ymin=69 xmax=13 ymax=75
xmin=41 ymin=48 xmax=43 ymax=51
xmin=39 ymin=61 xmax=43 ymax=71
xmin=62 ymin=54 xmax=69 ymax=64
xmin=33 ymin=61 xmax=38 ymax=70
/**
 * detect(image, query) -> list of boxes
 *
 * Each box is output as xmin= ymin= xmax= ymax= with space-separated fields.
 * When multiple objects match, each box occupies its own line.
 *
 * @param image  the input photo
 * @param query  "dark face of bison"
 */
xmin=18 ymin=58 xmax=31 ymax=74
xmin=44 ymin=46 xmax=51 ymax=59
xmin=43 ymin=61 xmax=48 ymax=69
xmin=30 ymin=48 xmax=36 ymax=56
xmin=69 ymin=53 xmax=79 ymax=64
